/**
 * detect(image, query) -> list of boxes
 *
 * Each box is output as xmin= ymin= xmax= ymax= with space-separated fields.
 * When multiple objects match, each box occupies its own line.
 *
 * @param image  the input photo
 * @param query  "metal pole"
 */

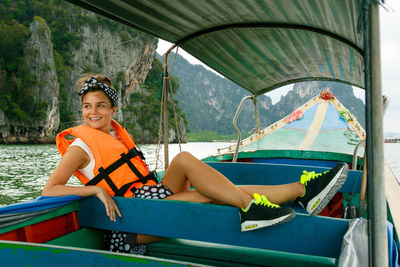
xmin=232 ymin=95 xmax=253 ymax=162
xmin=366 ymin=2 xmax=388 ymax=266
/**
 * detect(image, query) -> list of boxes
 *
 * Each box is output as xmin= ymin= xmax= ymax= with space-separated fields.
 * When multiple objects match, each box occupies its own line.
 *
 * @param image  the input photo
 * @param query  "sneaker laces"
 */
xmin=299 ymin=170 xmax=328 ymax=197
xmin=253 ymin=193 xmax=280 ymax=208
xmin=300 ymin=170 xmax=328 ymax=186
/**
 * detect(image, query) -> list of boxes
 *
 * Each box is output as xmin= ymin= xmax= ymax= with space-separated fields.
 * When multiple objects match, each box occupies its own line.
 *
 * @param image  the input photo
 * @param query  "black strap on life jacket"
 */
xmin=85 ymin=147 xmax=158 ymax=197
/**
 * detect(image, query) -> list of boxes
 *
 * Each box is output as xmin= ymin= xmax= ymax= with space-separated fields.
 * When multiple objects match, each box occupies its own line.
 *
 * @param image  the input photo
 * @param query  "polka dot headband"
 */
xmin=79 ymin=76 xmax=118 ymax=106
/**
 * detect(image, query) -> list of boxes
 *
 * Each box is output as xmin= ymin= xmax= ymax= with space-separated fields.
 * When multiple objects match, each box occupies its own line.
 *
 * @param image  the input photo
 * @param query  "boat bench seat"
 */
xmin=147 ymin=237 xmax=337 ymax=266
xmin=205 ymin=162 xmax=362 ymax=193
xmin=47 ymin=227 xmax=337 ymax=266
xmin=75 ymin=162 xmax=357 ymax=263
xmin=78 ymin=196 xmax=349 ymax=259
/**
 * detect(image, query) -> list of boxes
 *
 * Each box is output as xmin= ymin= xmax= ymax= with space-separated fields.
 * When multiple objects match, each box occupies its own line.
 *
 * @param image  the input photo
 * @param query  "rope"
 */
xmin=344 ymin=129 xmax=361 ymax=145
xmin=154 ymin=47 xmax=182 ymax=169
xmin=165 ymin=47 xmax=182 ymax=152
xmin=168 ymin=77 xmax=182 ymax=152
xmin=155 ymin=77 xmax=164 ymax=171
xmin=252 ymin=96 xmax=260 ymax=134
xmin=169 ymin=47 xmax=179 ymax=73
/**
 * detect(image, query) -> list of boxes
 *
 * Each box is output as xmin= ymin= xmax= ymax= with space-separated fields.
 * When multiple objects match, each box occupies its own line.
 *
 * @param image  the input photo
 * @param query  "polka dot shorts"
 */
xmin=104 ymin=183 xmax=173 ymax=255
xmin=134 ymin=183 xmax=173 ymax=199
xmin=104 ymin=231 xmax=147 ymax=255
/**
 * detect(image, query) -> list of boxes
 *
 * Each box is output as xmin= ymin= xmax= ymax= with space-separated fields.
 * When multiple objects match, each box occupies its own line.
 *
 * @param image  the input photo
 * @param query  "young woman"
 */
xmin=42 ymin=73 xmax=348 ymax=255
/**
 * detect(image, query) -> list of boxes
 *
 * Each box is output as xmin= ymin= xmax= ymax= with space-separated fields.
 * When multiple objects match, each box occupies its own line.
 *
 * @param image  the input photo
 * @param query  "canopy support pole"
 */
xmin=232 ymin=95 xmax=255 ymax=162
xmin=365 ymin=2 xmax=388 ymax=266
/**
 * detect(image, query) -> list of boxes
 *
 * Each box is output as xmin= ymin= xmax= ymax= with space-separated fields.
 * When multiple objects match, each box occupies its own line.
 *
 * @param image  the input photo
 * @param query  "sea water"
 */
xmin=0 ymin=142 xmax=399 ymax=206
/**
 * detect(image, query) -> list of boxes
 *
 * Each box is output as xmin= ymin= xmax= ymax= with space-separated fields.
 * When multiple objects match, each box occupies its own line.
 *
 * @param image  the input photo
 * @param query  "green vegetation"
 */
xmin=0 ymin=14 xmax=50 ymax=122
xmin=0 ymin=17 xmax=32 ymax=121
xmin=0 ymin=0 xmax=79 ymax=123
xmin=0 ymin=0 xmax=164 ymax=138
xmin=123 ymin=57 xmax=187 ymax=141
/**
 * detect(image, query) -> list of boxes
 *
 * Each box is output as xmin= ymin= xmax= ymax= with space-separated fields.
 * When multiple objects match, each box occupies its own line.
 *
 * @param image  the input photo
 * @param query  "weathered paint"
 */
xmin=0 ymin=241 xmax=191 ymax=266
xmin=78 ymin=195 xmax=349 ymax=258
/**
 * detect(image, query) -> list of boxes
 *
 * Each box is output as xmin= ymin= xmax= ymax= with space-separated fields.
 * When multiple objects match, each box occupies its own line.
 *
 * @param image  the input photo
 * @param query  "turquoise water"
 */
xmin=0 ymin=142 xmax=229 ymax=206
xmin=0 ymin=142 xmax=399 ymax=206
xmin=0 ymin=144 xmax=60 ymax=206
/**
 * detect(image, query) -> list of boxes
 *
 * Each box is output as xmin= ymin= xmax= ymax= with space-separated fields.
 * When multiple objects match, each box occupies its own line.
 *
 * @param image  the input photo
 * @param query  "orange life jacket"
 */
xmin=56 ymin=120 xmax=158 ymax=197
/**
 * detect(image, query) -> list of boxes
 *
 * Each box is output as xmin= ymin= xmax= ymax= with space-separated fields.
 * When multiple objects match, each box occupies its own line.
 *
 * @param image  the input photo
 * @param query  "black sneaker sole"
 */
xmin=241 ymin=210 xmax=296 ymax=232
xmin=306 ymin=163 xmax=349 ymax=215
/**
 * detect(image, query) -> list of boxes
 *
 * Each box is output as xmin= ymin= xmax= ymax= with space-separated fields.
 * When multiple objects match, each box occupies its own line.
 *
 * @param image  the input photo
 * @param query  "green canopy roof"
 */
xmin=67 ymin=0 xmax=365 ymax=96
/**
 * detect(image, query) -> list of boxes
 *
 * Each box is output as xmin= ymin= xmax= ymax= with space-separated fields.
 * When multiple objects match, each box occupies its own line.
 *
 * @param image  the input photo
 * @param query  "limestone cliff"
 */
xmin=1 ymin=2 xmax=186 ymax=144
xmin=167 ymin=53 xmax=365 ymax=135
xmin=1 ymin=17 xmax=59 ymax=143
xmin=26 ymin=17 xmax=60 ymax=143
xmin=63 ymin=13 xmax=158 ymax=125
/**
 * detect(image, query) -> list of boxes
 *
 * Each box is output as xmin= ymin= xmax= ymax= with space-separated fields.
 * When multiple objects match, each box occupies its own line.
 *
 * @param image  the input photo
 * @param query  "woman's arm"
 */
xmin=42 ymin=146 xmax=121 ymax=221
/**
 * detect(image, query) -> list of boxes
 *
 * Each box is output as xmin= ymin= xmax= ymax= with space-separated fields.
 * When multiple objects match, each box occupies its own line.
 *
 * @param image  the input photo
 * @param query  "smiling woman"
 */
xmin=81 ymin=91 xmax=116 ymax=133
xmin=40 ymin=73 xmax=348 ymax=256
xmin=78 ymin=74 xmax=118 ymax=133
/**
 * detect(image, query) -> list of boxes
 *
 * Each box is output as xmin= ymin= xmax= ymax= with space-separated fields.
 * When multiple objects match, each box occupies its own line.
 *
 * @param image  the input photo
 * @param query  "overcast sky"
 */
xmin=156 ymin=0 xmax=400 ymax=133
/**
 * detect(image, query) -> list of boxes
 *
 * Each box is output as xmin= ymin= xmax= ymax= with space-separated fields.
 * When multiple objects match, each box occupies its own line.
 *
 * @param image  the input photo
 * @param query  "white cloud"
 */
xmin=380 ymin=0 xmax=400 ymax=132
xmin=157 ymin=39 xmax=221 ymax=75
xmin=265 ymin=85 xmax=293 ymax=104
xmin=157 ymin=40 xmax=195 ymax=64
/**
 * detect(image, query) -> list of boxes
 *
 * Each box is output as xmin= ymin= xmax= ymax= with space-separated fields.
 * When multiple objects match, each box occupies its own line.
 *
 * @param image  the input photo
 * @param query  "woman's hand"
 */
xmin=42 ymin=146 xmax=122 ymax=222
xmin=95 ymin=186 xmax=122 ymax=222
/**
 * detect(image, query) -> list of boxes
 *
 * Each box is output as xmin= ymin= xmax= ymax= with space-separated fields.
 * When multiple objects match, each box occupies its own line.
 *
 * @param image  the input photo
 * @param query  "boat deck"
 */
xmin=0 ymin=162 xmax=373 ymax=266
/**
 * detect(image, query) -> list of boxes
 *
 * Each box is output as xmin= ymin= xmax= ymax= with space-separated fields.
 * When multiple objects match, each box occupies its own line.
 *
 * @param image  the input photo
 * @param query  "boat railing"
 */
xmin=352 ymin=139 xmax=366 ymax=170
xmin=232 ymin=95 xmax=256 ymax=162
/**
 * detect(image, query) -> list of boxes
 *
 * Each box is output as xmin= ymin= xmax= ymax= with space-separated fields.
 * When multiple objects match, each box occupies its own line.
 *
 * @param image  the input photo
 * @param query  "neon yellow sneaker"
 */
xmin=297 ymin=162 xmax=349 ymax=215
xmin=239 ymin=193 xmax=296 ymax=232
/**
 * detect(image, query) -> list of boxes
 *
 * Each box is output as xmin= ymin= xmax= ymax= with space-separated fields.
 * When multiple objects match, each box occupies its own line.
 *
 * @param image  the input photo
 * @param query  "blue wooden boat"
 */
xmin=204 ymin=90 xmax=366 ymax=168
xmin=1 ymin=1 xmax=399 ymax=266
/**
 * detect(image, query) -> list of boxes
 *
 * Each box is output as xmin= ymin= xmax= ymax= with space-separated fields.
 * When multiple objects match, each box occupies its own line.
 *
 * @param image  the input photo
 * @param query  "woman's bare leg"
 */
xmin=137 ymin=152 xmax=304 ymax=244
xmin=161 ymin=152 xmax=253 ymax=209
xmin=238 ymin=184 xmax=304 ymax=205
xmin=136 ymin=234 xmax=163 ymax=244
xmin=161 ymin=152 xmax=305 ymax=208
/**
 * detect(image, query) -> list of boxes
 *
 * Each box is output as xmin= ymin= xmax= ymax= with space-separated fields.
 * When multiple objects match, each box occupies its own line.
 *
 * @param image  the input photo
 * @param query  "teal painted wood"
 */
xmin=78 ymin=196 xmax=349 ymax=258
xmin=148 ymin=238 xmax=338 ymax=267
xmin=0 ymin=240 xmax=189 ymax=266
xmin=206 ymin=162 xmax=362 ymax=193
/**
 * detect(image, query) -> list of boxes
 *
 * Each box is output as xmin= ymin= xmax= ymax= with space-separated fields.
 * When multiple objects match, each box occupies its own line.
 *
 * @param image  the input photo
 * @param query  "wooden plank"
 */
xmin=47 ymin=228 xmax=105 ymax=250
xmin=298 ymin=101 xmax=328 ymax=150
xmin=78 ymin=196 xmax=349 ymax=258
xmin=148 ymin=238 xmax=337 ymax=267
xmin=0 ymin=240 xmax=190 ymax=266
xmin=206 ymin=162 xmax=362 ymax=193
xmin=0 ymin=202 xmax=79 ymax=235
xmin=384 ymin=163 xmax=400 ymax=233
xmin=47 ymin=228 xmax=337 ymax=266
xmin=1 ymin=211 xmax=80 ymax=243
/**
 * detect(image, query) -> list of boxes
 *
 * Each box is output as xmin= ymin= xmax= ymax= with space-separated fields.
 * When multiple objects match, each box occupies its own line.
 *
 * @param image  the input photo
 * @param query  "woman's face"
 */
xmin=82 ymin=91 xmax=116 ymax=133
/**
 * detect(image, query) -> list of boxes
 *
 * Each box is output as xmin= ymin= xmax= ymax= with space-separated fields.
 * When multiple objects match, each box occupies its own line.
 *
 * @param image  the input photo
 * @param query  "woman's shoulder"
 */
xmin=69 ymin=138 xmax=92 ymax=156
xmin=70 ymin=137 xmax=88 ymax=148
